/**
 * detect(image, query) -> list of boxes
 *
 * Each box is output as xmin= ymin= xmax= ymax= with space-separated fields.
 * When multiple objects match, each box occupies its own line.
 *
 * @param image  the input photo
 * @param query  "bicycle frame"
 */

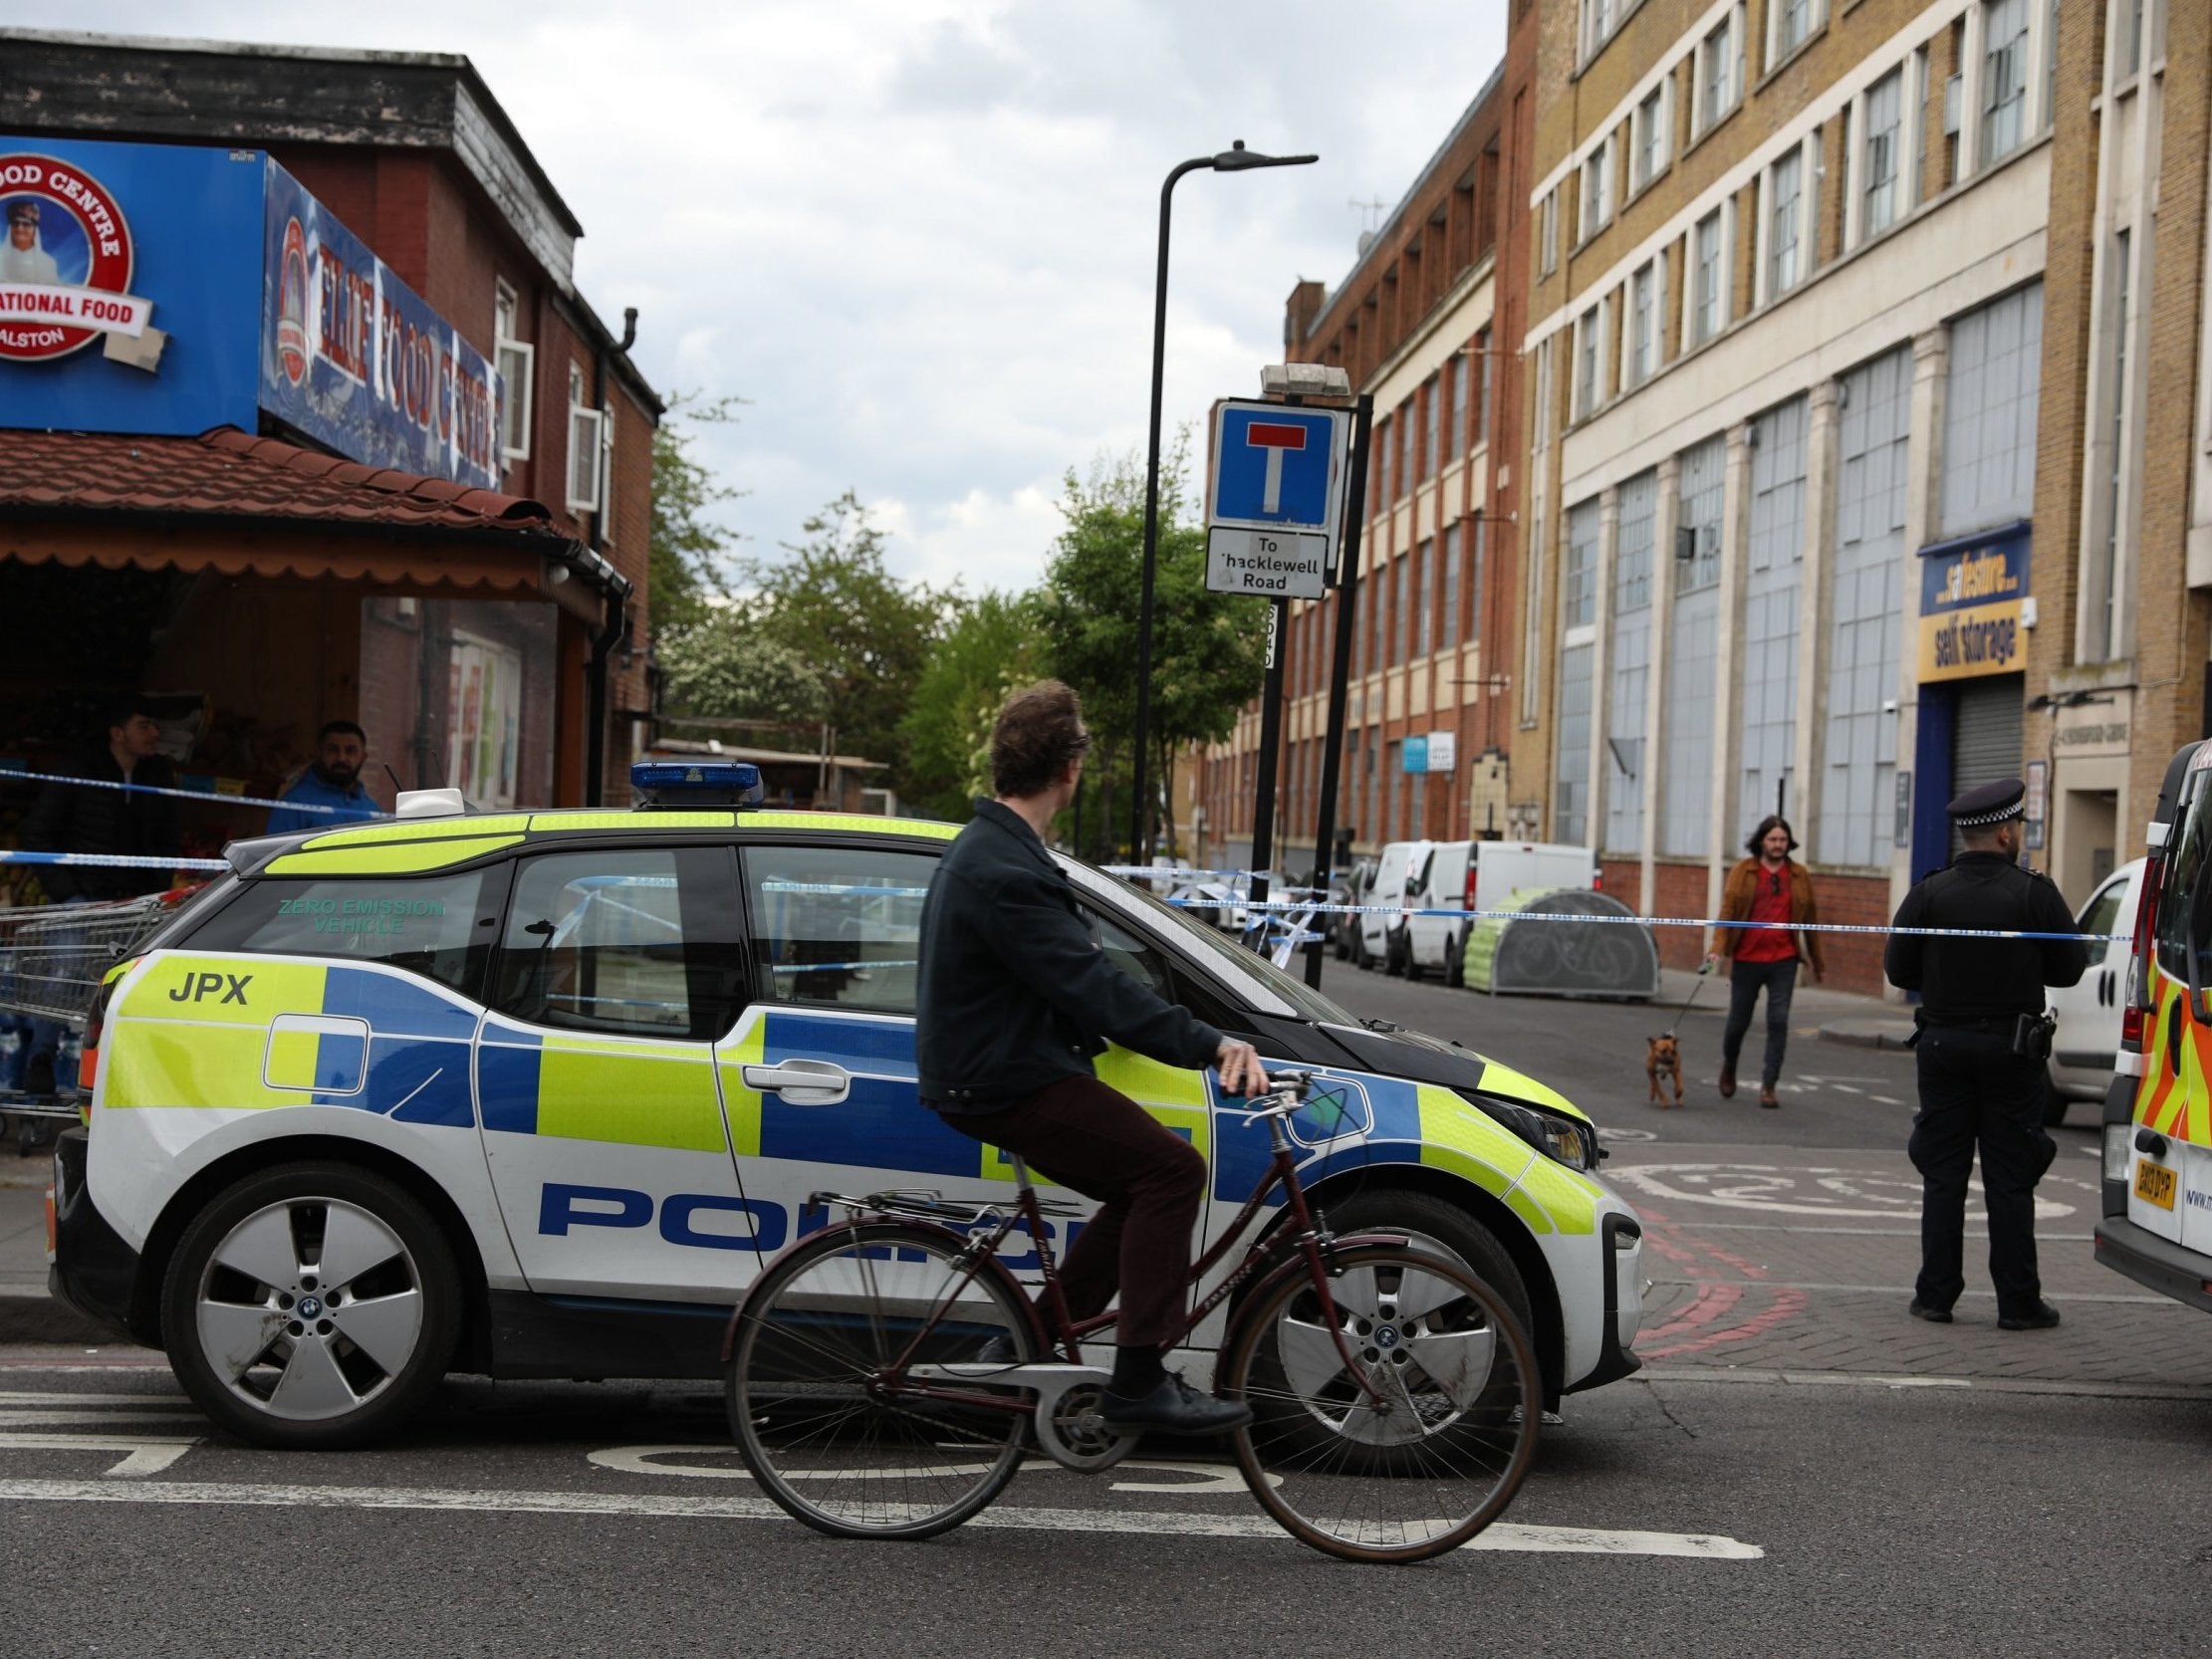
xmin=761 ymin=1093 xmax=1400 ymax=1421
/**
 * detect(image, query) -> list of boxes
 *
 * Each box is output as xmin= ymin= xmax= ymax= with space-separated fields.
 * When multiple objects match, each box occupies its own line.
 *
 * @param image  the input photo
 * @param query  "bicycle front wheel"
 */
xmin=728 ymin=1222 xmax=1036 ymax=1540
xmin=1223 ymin=1245 xmax=1541 ymax=1562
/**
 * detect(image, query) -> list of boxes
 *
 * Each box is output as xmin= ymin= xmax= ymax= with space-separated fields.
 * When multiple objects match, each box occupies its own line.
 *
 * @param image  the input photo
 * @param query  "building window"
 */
xmin=494 ymin=281 xmax=534 ymax=465
xmin=1767 ymin=148 xmax=1804 ymax=299
xmin=1475 ymin=331 xmax=1493 ymax=446
xmin=1981 ymin=0 xmax=2030 ymax=164
xmin=1700 ymin=14 xmax=1739 ymax=134
xmin=1415 ymin=538 xmax=1435 ymax=658
xmin=1862 ymin=69 xmax=1903 ymax=238
xmin=1664 ymin=437 xmax=1726 ymax=858
xmin=1627 ymin=261 xmax=1659 ymax=388
xmin=1691 ymin=209 xmax=1725 ymax=346
xmin=1451 ymin=353 xmax=1469 ymax=454
xmin=1576 ymin=306 xmax=1603 ymax=419
xmin=1441 ymin=524 xmax=1461 ymax=652
xmin=1425 ymin=373 xmax=1442 ymax=481
xmin=1564 ymin=499 xmax=1599 ymax=630
xmin=565 ymin=362 xmax=605 ymax=515
xmin=1634 ymin=85 xmax=1668 ymax=192
xmin=2093 ymin=230 xmax=2131 ymax=657
xmin=1605 ymin=470 xmax=1657 ymax=854
xmin=1540 ymin=190 xmax=1560 ymax=276
xmin=1392 ymin=553 xmax=1409 ymax=666
xmin=1940 ymin=281 xmax=2045 ymax=537
xmin=1775 ymin=0 xmax=1825 ymax=63
xmin=1742 ymin=397 xmax=1808 ymax=837
xmin=2121 ymin=0 xmax=2144 ymax=79
xmin=1580 ymin=143 xmax=1612 ymax=241
xmin=1582 ymin=0 xmax=1617 ymax=59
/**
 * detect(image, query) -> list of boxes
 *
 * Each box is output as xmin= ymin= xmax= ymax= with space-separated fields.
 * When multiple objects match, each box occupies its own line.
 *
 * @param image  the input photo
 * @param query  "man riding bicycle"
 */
xmin=915 ymin=679 xmax=1268 ymax=1434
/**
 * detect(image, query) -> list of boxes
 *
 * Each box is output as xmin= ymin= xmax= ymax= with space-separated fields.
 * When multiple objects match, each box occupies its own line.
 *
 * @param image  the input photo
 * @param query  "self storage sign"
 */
xmin=1917 ymin=526 xmax=2030 ymax=683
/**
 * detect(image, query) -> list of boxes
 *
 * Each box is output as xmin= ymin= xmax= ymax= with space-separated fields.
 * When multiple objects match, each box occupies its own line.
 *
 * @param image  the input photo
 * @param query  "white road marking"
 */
xmin=1612 ymin=1162 xmax=2076 ymax=1220
xmin=1640 ymin=1367 xmax=2212 ymax=1402
xmin=0 ymin=1434 xmax=198 ymax=1477
xmin=0 ymin=1408 xmax=203 ymax=1427
xmin=0 ymin=1478 xmax=1765 ymax=1558
xmin=1832 ymin=1085 xmax=1863 ymax=1095
xmin=0 ymin=1391 xmax=189 ymax=1406
xmin=588 ymin=1444 xmax=1262 ymax=1496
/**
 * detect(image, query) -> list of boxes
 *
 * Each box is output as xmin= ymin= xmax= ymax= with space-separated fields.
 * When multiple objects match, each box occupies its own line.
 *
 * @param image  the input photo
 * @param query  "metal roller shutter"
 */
xmin=1950 ymin=673 xmax=2024 ymax=856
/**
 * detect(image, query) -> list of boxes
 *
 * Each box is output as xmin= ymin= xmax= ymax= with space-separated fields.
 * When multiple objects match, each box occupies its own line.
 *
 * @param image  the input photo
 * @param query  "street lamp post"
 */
xmin=1128 ymin=139 xmax=1318 ymax=864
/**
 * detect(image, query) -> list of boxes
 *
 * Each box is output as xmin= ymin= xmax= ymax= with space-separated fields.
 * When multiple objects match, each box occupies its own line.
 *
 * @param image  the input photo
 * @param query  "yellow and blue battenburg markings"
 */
xmin=107 ymin=954 xmax=476 ymax=1124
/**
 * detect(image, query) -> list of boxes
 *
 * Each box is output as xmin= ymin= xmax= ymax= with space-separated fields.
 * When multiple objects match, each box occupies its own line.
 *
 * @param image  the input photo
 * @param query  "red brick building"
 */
xmin=1194 ymin=2 xmax=1541 ymax=875
xmin=0 ymin=31 xmax=656 ymax=871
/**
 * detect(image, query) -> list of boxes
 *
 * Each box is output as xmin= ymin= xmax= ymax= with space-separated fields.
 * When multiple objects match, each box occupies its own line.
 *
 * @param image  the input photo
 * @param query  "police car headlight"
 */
xmin=1459 ymin=1091 xmax=1598 ymax=1172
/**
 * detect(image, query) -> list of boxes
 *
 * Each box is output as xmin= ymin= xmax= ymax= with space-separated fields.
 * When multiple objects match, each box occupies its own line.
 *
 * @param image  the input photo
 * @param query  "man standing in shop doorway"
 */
xmin=267 ymin=720 xmax=380 ymax=834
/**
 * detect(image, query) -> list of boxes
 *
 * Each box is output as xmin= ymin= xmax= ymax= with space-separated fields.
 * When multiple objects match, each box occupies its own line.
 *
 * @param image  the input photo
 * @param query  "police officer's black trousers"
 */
xmin=1908 ymin=1024 xmax=2059 ymax=1318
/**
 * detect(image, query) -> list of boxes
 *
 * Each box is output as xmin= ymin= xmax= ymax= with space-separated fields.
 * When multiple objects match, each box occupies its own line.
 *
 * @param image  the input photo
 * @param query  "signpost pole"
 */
xmin=1304 ymin=392 xmax=1373 ymax=988
xmin=1244 ymin=596 xmax=1290 ymax=948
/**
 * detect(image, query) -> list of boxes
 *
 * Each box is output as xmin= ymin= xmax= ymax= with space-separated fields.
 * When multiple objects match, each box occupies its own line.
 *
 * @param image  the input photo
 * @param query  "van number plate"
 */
xmin=2134 ymin=1159 xmax=2177 ymax=1212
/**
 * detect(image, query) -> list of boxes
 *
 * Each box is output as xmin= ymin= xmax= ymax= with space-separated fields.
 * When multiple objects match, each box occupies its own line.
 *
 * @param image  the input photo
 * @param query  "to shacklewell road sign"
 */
xmin=1206 ymin=399 xmax=1348 ymax=600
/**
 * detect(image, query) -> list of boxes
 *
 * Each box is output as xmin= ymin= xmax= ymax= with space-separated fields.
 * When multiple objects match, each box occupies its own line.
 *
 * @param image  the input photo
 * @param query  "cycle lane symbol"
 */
xmin=1608 ymin=1162 xmax=2075 ymax=1220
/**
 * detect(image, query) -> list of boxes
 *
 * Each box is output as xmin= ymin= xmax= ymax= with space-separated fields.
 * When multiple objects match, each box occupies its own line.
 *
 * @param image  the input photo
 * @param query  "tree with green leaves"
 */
xmin=741 ymin=492 xmax=954 ymax=787
xmin=1037 ymin=441 xmax=1266 ymax=858
xmin=648 ymin=392 xmax=745 ymax=640
xmin=897 ymin=589 xmax=1047 ymax=822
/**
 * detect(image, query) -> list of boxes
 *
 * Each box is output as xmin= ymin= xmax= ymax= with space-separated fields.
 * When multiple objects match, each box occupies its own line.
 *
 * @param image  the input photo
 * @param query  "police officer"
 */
xmin=1884 ymin=779 xmax=2088 ymax=1330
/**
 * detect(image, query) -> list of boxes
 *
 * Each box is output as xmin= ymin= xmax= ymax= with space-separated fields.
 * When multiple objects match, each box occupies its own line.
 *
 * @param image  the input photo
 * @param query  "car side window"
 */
xmin=2077 ymin=878 xmax=2126 ymax=970
xmin=1088 ymin=907 xmax=1173 ymax=1001
xmin=180 ymin=869 xmax=495 ymax=995
xmin=740 ymin=844 xmax=937 ymax=1015
xmin=491 ymin=847 xmax=744 ymax=1041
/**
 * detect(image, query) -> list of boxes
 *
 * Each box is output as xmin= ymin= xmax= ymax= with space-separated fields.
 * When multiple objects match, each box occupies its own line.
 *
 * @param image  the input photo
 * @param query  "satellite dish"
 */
xmin=1356 ymin=230 xmax=1376 ymax=255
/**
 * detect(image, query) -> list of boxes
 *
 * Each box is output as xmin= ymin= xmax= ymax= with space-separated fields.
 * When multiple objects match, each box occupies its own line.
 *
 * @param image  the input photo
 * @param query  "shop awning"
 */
xmin=0 ymin=426 xmax=625 ymax=620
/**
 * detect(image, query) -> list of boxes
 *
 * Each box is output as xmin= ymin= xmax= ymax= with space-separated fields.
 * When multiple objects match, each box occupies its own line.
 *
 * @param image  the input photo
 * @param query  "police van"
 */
xmin=49 ymin=764 xmax=1645 ymax=1448
xmin=2095 ymin=743 xmax=2212 ymax=1314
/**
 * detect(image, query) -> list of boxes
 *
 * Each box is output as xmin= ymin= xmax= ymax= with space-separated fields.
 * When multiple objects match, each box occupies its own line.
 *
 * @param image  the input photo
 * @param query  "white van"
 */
xmin=1356 ymin=839 xmax=1433 ymax=975
xmin=1405 ymin=841 xmax=1601 ymax=986
xmin=2044 ymin=856 xmax=2146 ymax=1125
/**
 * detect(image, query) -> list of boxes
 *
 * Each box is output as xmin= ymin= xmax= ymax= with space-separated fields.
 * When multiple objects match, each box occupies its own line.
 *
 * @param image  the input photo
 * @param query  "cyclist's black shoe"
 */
xmin=1100 ymin=1373 xmax=1253 ymax=1436
xmin=1907 ymin=1300 xmax=1953 ymax=1323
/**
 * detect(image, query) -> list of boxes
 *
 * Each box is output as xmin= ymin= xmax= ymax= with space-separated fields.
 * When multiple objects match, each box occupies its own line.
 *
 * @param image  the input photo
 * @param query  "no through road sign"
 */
xmin=1209 ymin=400 xmax=1347 ymax=538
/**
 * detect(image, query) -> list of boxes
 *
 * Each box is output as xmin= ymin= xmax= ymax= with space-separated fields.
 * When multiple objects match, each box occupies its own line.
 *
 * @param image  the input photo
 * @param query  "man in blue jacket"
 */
xmin=917 ymin=680 xmax=1266 ymax=1435
xmin=267 ymin=721 xmax=380 ymax=834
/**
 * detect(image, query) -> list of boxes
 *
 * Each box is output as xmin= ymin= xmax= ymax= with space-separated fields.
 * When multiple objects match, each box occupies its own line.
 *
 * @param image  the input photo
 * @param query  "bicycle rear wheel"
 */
xmin=1223 ymin=1245 xmax=1540 ymax=1562
xmin=728 ymin=1222 xmax=1036 ymax=1540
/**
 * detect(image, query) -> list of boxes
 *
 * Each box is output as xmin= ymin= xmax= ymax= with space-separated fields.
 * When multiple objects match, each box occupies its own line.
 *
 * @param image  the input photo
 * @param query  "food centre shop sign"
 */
xmin=0 ymin=134 xmax=502 ymax=491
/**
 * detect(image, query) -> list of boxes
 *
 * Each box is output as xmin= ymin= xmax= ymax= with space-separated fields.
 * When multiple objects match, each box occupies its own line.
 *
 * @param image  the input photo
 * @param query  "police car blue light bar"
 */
xmin=629 ymin=761 xmax=766 ymax=809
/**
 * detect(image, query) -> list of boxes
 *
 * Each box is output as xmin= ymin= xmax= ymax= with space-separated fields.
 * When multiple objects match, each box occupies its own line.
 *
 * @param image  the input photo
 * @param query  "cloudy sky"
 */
xmin=30 ymin=1 xmax=1504 ymax=594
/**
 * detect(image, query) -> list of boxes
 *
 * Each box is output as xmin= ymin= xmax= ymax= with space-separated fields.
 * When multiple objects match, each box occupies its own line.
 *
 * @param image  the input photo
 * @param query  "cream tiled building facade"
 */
xmin=1524 ymin=0 xmax=2063 ymax=991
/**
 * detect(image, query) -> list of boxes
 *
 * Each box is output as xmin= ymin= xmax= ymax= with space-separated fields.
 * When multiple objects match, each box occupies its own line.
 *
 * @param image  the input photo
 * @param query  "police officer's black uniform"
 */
xmin=1884 ymin=779 xmax=2088 ymax=1328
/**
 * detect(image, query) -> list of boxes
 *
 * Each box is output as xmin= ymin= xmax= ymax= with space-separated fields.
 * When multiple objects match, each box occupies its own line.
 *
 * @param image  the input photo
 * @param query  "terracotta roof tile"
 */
xmin=0 ymin=426 xmax=562 ymax=536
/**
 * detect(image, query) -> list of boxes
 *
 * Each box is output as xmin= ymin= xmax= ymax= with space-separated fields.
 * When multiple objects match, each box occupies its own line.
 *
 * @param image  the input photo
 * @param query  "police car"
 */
xmin=49 ymin=763 xmax=1645 ymax=1448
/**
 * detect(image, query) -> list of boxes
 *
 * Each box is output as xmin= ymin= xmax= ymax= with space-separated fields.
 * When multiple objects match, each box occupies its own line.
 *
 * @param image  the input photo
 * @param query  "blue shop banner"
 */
xmin=0 ymin=135 xmax=265 ymax=435
xmin=259 ymin=162 xmax=501 ymax=490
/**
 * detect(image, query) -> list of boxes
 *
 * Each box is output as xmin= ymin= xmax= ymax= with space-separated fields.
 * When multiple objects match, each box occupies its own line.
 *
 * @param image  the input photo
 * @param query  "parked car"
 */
xmin=1328 ymin=857 xmax=1374 ymax=961
xmin=49 ymin=764 xmax=1645 ymax=1448
xmin=1357 ymin=840 xmax=1433 ymax=976
xmin=2044 ymin=856 xmax=2146 ymax=1125
xmin=1406 ymin=841 xmax=1602 ymax=987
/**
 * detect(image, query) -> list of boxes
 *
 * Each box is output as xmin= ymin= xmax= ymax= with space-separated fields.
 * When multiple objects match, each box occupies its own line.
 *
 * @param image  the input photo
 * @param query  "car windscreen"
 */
xmin=1094 ymin=870 xmax=1358 ymax=1027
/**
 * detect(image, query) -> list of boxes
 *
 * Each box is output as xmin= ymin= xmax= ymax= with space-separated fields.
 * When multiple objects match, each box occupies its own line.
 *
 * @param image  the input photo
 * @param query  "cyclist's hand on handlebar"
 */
xmin=1214 ymin=1038 xmax=1267 ymax=1097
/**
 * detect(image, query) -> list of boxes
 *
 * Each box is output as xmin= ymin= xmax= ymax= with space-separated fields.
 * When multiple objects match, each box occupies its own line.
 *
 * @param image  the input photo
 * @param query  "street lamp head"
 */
xmin=1213 ymin=139 xmax=1320 ymax=172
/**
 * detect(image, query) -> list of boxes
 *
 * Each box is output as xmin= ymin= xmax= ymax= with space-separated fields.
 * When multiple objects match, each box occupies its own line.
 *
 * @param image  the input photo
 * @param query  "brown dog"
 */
xmin=1646 ymin=1034 xmax=1683 ymax=1107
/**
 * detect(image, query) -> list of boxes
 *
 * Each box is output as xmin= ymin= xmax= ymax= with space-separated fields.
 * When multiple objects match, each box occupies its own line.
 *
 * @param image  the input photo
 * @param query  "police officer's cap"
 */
xmin=1947 ymin=777 xmax=2026 ymax=827
xmin=5 ymin=201 xmax=37 ymax=226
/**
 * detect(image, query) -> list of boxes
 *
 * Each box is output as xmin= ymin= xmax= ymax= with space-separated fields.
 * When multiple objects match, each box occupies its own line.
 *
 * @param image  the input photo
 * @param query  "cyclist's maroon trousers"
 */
xmin=938 ymin=1073 xmax=1204 ymax=1350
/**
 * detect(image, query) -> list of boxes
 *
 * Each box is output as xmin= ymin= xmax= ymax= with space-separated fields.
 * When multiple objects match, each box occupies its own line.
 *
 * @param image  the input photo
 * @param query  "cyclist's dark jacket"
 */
xmin=1883 ymin=851 xmax=2087 ymax=1025
xmin=917 ymin=799 xmax=1223 ymax=1111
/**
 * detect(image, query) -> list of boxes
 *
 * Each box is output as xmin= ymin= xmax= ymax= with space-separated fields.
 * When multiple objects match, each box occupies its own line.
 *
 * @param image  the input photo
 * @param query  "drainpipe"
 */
xmin=585 ymin=306 xmax=639 ymax=806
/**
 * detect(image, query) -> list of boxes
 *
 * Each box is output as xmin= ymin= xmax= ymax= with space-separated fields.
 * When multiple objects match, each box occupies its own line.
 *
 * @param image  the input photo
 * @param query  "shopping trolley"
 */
xmin=0 ymin=891 xmax=187 ymax=1141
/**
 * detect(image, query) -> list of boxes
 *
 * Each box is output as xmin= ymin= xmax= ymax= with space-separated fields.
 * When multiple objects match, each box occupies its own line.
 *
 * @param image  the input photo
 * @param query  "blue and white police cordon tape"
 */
xmin=1155 ymin=890 xmax=2120 ymax=944
xmin=0 ymin=768 xmax=374 ymax=817
xmin=0 ymin=851 xmax=230 ymax=871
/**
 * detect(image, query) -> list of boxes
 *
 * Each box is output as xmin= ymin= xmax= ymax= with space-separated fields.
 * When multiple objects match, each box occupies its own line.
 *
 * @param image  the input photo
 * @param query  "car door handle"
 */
xmin=740 ymin=1060 xmax=852 ymax=1106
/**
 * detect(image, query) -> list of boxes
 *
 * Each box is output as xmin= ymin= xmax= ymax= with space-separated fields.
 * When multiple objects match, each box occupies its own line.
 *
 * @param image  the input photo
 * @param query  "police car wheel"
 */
xmin=161 ymin=1163 xmax=462 ymax=1450
xmin=1318 ymin=1191 xmax=1536 ymax=1371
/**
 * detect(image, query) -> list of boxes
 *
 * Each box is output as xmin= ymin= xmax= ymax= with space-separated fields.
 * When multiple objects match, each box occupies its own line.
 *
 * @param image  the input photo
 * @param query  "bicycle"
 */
xmin=724 ymin=1069 xmax=1541 ymax=1563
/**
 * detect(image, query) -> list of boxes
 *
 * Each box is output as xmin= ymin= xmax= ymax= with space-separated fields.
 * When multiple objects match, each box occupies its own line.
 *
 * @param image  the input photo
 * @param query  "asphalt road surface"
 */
xmin=4 ymin=961 xmax=2208 ymax=1656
